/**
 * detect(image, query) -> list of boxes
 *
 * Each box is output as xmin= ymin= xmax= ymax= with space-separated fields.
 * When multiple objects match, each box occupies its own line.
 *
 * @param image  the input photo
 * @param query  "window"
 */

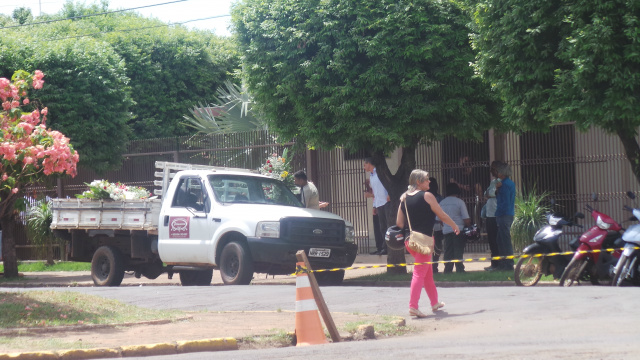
xmin=172 ymin=177 xmax=207 ymax=211
xmin=209 ymin=175 xmax=302 ymax=207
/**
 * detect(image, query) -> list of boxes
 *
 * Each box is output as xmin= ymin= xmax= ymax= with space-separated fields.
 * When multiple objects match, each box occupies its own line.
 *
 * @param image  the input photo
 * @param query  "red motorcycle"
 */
xmin=559 ymin=200 xmax=624 ymax=286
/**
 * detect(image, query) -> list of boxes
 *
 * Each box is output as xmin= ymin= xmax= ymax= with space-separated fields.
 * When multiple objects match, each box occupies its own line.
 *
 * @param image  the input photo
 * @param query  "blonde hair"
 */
xmin=406 ymin=169 xmax=429 ymax=193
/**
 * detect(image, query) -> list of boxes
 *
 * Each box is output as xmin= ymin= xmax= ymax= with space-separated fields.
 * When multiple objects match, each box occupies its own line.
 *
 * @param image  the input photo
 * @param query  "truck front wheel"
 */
xmin=91 ymin=246 xmax=125 ymax=287
xmin=220 ymin=241 xmax=254 ymax=285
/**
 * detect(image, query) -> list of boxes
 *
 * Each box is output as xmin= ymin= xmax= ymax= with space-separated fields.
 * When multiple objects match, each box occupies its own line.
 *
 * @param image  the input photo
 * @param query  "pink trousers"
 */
xmin=406 ymin=241 xmax=439 ymax=310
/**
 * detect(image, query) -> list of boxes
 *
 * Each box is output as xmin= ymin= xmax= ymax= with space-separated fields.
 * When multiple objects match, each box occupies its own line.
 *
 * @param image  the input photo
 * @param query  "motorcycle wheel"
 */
xmin=559 ymin=257 xmax=588 ymax=287
xmin=514 ymin=256 xmax=544 ymax=286
xmin=611 ymin=254 xmax=628 ymax=287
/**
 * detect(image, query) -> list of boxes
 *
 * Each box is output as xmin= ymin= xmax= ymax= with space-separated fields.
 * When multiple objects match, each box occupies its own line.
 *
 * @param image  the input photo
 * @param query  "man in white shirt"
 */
xmin=363 ymin=157 xmax=392 ymax=255
xmin=293 ymin=171 xmax=328 ymax=210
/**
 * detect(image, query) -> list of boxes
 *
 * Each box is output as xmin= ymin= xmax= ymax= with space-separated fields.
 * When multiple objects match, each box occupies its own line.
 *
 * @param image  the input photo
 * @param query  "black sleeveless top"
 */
xmin=401 ymin=191 xmax=436 ymax=236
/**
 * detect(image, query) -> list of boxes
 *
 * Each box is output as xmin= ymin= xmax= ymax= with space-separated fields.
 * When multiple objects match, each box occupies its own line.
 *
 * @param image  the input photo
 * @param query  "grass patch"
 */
xmin=0 ymin=290 xmax=182 ymax=328
xmin=0 ymin=261 xmax=91 ymax=273
xmin=239 ymin=329 xmax=293 ymax=349
xmin=0 ymin=336 xmax=90 ymax=351
xmin=343 ymin=315 xmax=412 ymax=337
xmin=345 ymin=267 xmax=535 ymax=282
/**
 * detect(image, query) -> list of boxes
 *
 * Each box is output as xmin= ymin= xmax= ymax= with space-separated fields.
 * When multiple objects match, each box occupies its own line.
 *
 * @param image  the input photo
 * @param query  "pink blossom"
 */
xmin=2 ymin=174 xmax=7 ymax=181
xmin=11 ymin=188 xmax=18 ymax=194
xmin=22 ymin=98 xmax=29 ymax=105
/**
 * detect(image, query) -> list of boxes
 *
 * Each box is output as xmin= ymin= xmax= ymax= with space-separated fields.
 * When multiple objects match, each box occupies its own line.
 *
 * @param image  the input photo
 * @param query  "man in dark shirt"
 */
xmin=495 ymin=162 xmax=516 ymax=271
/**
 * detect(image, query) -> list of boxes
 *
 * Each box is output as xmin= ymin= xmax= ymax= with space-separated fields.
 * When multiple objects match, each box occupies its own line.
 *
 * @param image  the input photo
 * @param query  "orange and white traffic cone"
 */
xmin=294 ymin=262 xmax=328 ymax=346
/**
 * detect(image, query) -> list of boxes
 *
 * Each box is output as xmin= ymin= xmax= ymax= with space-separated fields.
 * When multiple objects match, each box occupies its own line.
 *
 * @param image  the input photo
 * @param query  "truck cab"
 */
xmin=159 ymin=169 xmax=358 ymax=285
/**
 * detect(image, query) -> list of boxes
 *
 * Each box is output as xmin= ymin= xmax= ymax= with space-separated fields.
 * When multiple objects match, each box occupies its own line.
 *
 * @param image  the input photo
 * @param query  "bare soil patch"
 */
xmin=0 ymin=311 xmax=417 ymax=353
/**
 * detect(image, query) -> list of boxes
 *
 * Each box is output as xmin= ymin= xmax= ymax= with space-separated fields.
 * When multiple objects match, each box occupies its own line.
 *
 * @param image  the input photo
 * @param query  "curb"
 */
xmin=0 ymin=338 xmax=238 ymax=360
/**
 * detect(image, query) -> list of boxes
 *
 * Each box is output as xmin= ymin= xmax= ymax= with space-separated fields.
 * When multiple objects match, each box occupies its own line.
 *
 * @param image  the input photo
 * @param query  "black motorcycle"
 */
xmin=514 ymin=212 xmax=583 ymax=286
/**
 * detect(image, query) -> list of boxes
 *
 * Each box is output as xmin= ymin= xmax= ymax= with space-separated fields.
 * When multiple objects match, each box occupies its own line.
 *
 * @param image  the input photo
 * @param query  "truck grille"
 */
xmin=281 ymin=217 xmax=345 ymax=244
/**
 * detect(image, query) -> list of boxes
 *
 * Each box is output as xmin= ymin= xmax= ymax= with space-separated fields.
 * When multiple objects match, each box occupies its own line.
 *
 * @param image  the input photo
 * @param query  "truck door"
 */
xmin=158 ymin=176 xmax=217 ymax=264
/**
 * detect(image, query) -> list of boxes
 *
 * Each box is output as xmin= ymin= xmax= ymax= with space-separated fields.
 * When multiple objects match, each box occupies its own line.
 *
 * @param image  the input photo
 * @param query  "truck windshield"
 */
xmin=208 ymin=175 xmax=303 ymax=207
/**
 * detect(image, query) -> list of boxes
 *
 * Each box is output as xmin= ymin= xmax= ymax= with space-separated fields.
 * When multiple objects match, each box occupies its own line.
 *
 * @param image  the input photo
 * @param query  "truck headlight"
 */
xmin=256 ymin=221 xmax=280 ymax=238
xmin=345 ymin=223 xmax=355 ymax=243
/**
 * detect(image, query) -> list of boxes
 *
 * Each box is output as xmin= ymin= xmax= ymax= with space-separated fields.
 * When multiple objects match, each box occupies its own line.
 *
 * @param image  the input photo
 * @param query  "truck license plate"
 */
xmin=308 ymin=248 xmax=331 ymax=258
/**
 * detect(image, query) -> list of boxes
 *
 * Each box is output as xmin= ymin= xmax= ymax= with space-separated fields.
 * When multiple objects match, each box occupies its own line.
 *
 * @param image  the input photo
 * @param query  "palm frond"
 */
xmin=182 ymin=81 xmax=267 ymax=135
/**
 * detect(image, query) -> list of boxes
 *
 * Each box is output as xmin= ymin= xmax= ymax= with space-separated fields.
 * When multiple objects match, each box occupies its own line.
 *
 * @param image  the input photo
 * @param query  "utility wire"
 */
xmin=44 ymin=14 xmax=230 ymax=41
xmin=0 ymin=0 xmax=188 ymax=30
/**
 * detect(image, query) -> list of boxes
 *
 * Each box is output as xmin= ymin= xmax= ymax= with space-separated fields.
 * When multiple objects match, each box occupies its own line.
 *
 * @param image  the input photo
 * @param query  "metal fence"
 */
xmin=18 ymin=126 xmax=640 ymax=259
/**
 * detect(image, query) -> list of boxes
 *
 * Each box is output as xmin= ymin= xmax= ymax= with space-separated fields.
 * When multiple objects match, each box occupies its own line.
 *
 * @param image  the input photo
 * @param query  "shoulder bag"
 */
xmin=404 ymin=198 xmax=434 ymax=255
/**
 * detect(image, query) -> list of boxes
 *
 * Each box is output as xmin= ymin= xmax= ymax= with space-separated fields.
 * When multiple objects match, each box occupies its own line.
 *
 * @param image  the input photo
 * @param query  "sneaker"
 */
xmin=431 ymin=301 xmax=445 ymax=312
xmin=409 ymin=307 xmax=428 ymax=318
xmin=379 ymin=249 xmax=388 ymax=255
xmin=370 ymin=250 xmax=381 ymax=255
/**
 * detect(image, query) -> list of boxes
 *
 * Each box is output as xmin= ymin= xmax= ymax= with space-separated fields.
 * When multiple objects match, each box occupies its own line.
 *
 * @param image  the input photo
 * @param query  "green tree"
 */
xmin=12 ymin=7 xmax=32 ymax=25
xmin=471 ymin=0 xmax=640 ymax=183
xmin=0 ymin=36 xmax=134 ymax=174
xmin=232 ymin=0 xmax=498 ymax=270
xmin=0 ymin=2 xmax=238 ymax=170
xmin=50 ymin=1 xmax=240 ymax=140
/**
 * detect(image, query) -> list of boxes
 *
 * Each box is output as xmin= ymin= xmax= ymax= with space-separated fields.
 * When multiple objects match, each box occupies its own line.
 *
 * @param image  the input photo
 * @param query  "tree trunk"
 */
xmin=1 ymin=213 xmax=18 ymax=278
xmin=372 ymin=145 xmax=418 ymax=274
xmin=0 ymin=194 xmax=19 ymax=278
xmin=46 ymin=239 xmax=55 ymax=266
xmin=617 ymin=130 xmax=640 ymax=186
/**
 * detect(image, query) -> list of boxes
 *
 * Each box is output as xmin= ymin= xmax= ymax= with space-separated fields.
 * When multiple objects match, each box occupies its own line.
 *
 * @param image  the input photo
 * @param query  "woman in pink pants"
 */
xmin=397 ymin=169 xmax=460 ymax=318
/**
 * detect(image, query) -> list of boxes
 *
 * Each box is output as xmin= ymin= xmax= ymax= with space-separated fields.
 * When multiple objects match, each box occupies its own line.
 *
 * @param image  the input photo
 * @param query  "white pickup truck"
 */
xmin=51 ymin=162 xmax=358 ymax=286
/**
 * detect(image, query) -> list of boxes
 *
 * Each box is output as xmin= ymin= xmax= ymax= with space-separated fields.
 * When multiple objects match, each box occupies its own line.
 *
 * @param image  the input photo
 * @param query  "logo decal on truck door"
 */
xmin=169 ymin=216 xmax=190 ymax=238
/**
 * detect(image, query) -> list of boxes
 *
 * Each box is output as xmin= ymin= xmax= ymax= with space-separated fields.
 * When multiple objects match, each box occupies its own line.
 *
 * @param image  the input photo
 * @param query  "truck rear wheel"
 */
xmin=220 ymin=241 xmax=254 ymax=285
xmin=91 ymin=246 xmax=125 ymax=287
xmin=179 ymin=269 xmax=213 ymax=286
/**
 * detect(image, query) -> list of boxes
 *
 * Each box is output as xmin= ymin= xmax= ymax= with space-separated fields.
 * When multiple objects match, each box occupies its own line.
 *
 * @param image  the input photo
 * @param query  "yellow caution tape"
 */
xmin=292 ymin=246 xmax=640 ymax=275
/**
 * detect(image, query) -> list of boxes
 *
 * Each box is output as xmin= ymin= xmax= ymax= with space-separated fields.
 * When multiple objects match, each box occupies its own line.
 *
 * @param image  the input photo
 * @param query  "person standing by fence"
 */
xmin=494 ymin=162 xmax=516 ymax=271
xmin=438 ymin=183 xmax=471 ymax=273
xmin=483 ymin=161 xmax=502 ymax=271
xmin=364 ymin=157 xmax=393 ymax=255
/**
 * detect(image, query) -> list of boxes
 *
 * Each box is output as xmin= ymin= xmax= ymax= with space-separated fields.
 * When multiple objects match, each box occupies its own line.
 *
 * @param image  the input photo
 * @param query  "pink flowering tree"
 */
xmin=0 ymin=70 xmax=79 ymax=278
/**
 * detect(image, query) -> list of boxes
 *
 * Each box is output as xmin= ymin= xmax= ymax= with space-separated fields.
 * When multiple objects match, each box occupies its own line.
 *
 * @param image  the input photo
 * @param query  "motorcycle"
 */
xmin=611 ymin=191 xmax=640 ymax=286
xmin=559 ymin=196 xmax=624 ymax=286
xmin=514 ymin=210 xmax=584 ymax=286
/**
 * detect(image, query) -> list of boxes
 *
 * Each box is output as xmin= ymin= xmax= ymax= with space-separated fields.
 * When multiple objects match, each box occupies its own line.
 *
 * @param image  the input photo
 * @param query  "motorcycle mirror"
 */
xmin=591 ymin=192 xmax=598 ymax=201
xmin=627 ymin=191 xmax=636 ymax=200
xmin=574 ymin=212 xmax=585 ymax=219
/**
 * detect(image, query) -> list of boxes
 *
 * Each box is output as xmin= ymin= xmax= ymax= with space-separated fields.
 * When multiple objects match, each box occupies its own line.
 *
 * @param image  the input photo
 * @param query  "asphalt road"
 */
xmin=13 ymin=284 xmax=640 ymax=359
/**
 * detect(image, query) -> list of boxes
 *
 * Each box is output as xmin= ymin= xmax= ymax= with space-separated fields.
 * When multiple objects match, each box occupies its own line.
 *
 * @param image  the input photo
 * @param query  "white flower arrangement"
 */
xmin=258 ymin=149 xmax=296 ymax=191
xmin=77 ymin=180 xmax=152 ymax=201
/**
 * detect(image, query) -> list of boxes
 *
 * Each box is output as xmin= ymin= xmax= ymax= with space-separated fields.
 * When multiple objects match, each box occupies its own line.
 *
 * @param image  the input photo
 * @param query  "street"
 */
xmin=14 ymin=284 xmax=640 ymax=359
